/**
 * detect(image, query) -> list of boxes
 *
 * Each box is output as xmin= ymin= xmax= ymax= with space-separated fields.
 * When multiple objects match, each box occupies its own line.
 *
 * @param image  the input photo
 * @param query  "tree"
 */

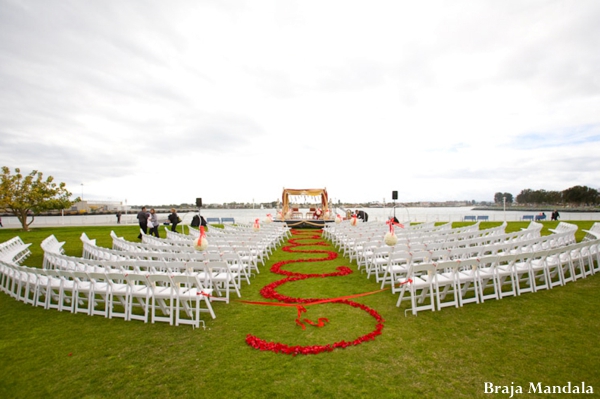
xmin=0 ymin=167 xmax=77 ymax=231
xmin=562 ymin=185 xmax=599 ymax=206
xmin=493 ymin=192 xmax=504 ymax=204
xmin=494 ymin=192 xmax=513 ymax=204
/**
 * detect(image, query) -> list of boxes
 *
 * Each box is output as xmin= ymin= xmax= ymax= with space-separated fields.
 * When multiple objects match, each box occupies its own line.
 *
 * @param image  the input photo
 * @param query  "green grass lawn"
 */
xmin=1 ymin=222 xmax=599 ymax=398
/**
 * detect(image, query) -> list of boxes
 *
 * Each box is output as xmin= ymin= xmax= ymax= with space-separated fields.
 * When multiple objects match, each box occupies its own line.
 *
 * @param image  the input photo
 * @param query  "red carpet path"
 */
xmin=244 ymin=229 xmax=385 ymax=356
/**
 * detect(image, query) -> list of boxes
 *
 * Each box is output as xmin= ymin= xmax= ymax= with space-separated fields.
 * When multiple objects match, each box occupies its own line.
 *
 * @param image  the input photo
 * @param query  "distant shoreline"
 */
xmin=2 ymin=205 xmax=599 ymax=218
xmin=472 ymin=206 xmax=600 ymax=213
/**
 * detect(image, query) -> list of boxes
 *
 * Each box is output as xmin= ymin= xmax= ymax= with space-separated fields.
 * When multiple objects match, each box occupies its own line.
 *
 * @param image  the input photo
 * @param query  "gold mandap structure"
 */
xmin=278 ymin=188 xmax=334 ymax=228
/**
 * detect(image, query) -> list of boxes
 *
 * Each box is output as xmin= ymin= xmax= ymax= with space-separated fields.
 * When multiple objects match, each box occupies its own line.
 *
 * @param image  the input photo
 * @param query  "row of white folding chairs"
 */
xmin=83 ymin=239 xmax=204 ymax=262
xmin=205 ymin=222 xmax=291 ymax=246
xmin=352 ymin=226 xmax=541 ymax=270
xmin=340 ymin=228 xmax=468 ymax=262
xmin=172 ymin=227 xmax=276 ymax=251
xmin=203 ymin=225 xmax=287 ymax=254
xmin=363 ymin=229 xmax=575 ymax=282
xmin=141 ymin=232 xmax=264 ymax=272
xmin=328 ymin=221 xmax=483 ymax=249
xmin=325 ymin=220 xmax=445 ymax=237
xmin=331 ymin=222 xmax=495 ymax=256
xmin=376 ymin=236 xmax=560 ymax=291
xmin=142 ymin=230 xmax=272 ymax=268
xmin=395 ymin=239 xmax=600 ymax=316
xmin=0 ymin=259 xmax=214 ymax=328
xmin=90 ymin=242 xmax=259 ymax=284
xmin=101 ymin=232 xmax=264 ymax=276
xmin=111 ymin=231 xmax=196 ymax=253
xmin=0 ymin=236 xmax=32 ymax=265
xmin=323 ymin=220 xmax=446 ymax=241
xmin=90 ymin=243 xmax=255 ymax=287
xmin=43 ymin=250 xmax=244 ymax=304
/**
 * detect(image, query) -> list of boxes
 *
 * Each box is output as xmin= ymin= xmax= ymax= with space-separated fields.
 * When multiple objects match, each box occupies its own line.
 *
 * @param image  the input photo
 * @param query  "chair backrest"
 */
xmin=407 ymin=261 xmax=438 ymax=280
xmin=146 ymin=273 xmax=174 ymax=294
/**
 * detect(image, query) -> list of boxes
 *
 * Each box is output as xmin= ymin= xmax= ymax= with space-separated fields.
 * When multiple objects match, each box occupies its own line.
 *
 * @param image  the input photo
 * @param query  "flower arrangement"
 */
xmin=194 ymin=226 xmax=208 ymax=251
xmin=384 ymin=218 xmax=404 ymax=246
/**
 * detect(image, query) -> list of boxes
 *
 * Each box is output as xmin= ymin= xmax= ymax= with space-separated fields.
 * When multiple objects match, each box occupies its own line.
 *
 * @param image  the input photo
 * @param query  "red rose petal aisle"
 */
xmin=243 ymin=229 xmax=385 ymax=356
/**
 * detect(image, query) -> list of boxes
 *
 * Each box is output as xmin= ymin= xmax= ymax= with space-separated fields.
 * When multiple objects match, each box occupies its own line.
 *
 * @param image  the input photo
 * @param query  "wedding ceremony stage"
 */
xmin=275 ymin=188 xmax=336 ymax=229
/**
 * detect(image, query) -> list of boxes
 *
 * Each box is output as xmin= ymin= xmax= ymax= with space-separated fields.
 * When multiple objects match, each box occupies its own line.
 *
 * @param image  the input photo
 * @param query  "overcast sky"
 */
xmin=1 ymin=0 xmax=599 ymax=206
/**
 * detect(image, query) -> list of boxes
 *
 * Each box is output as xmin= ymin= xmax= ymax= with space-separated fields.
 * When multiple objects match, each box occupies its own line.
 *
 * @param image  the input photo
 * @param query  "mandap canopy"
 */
xmin=281 ymin=188 xmax=329 ymax=219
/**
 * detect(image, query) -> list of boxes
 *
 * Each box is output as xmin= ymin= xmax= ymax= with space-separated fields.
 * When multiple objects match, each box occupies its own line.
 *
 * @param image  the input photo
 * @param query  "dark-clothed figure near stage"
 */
xmin=355 ymin=210 xmax=368 ymax=222
xmin=168 ymin=208 xmax=180 ymax=232
xmin=137 ymin=207 xmax=148 ymax=239
xmin=191 ymin=215 xmax=207 ymax=228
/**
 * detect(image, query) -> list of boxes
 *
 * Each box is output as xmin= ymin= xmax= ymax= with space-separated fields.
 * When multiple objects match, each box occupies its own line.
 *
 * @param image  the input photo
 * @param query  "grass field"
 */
xmin=1 ymin=222 xmax=599 ymax=398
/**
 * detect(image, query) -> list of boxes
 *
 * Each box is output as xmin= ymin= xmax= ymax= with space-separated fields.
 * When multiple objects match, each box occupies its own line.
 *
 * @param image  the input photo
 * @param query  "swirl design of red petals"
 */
xmin=245 ymin=229 xmax=385 ymax=356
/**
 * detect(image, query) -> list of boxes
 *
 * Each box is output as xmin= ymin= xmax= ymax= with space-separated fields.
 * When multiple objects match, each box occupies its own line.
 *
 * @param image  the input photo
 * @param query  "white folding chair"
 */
xmin=368 ymin=246 xmax=392 ymax=282
xmin=87 ymin=271 xmax=111 ymax=317
xmin=396 ymin=262 xmax=436 ymax=316
xmin=124 ymin=273 xmax=151 ymax=323
xmin=222 ymin=251 xmax=251 ymax=285
xmin=529 ymin=250 xmax=550 ymax=292
xmin=454 ymin=258 xmax=480 ymax=306
xmin=147 ymin=273 xmax=175 ymax=324
xmin=45 ymin=269 xmax=75 ymax=312
xmin=105 ymin=271 xmax=130 ymax=320
xmin=578 ymin=240 xmax=597 ymax=276
xmin=545 ymin=246 xmax=571 ymax=287
xmin=513 ymin=252 xmax=536 ymax=295
xmin=433 ymin=260 xmax=460 ymax=310
xmin=12 ymin=265 xmax=37 ymax=306
xmin=206 ymin=261 xmax=241 ymax=303
xmin=70 ymin=270 xmax=94 ymax=315
xmin=171 ymin=273 xmax=215 ymax=328
xmin=494 ymin=253 xmax=519 ymax=298
xmin=475 ymin=255 xmax=500 ymax=302
xmin=380 ymin=251 xmax=411 ymax=291
xmin=569 ymin=242 xmax=591 ymax=280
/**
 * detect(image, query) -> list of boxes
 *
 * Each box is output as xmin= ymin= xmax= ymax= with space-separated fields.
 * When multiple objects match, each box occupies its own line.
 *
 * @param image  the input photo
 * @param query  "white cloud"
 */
xmin=1 ymin=0 xmax=599 ymax=206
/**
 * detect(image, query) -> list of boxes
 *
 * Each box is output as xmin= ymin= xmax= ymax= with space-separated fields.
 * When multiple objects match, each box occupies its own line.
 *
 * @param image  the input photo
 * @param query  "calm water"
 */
xmin=1 ymin=207 xmax=598 ymax=228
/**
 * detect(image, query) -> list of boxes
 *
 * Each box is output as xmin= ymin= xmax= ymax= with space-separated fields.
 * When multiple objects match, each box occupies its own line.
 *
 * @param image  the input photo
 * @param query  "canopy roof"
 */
xmin=281 ymin=188 xmax=329 ymax=218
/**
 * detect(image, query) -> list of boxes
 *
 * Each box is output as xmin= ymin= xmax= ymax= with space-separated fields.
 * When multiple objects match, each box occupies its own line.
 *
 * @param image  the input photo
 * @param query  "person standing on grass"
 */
xmin=168 ymin=208 xmax=179 ymax=232
xmin=149 ymin=208 xmax=160 ymax=237
xmin=137 ymin=206 xmax=148 ymax=239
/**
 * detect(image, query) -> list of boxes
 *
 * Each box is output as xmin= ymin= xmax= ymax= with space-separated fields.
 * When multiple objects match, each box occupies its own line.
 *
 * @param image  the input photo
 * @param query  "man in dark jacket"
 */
xmin=355 ymin=209 xmax=368 ymax=222
xmin=137 ymin=207 xmax=148 ymax=239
